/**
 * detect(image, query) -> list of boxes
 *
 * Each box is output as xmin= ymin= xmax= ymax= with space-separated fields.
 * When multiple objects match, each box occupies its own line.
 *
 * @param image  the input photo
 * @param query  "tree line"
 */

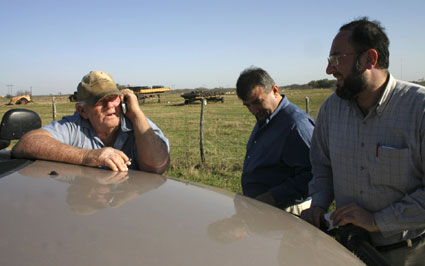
xmin=5 ymin=77 xmax=424 ymax=97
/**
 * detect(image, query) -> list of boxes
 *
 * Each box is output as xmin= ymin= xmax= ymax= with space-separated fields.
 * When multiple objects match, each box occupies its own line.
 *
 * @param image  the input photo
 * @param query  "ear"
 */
xmin=272 ymin=84 xmax=280 ymax=96
xmin=365 ymin=49 xmax=379 ymax=69
xmin=76 ymin=103 xmax=89 ymax=119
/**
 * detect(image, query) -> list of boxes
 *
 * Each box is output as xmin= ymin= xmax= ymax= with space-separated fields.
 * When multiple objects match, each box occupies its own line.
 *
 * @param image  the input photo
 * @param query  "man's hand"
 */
xmin=83 ymin=147 xmax=131 ymax=172
xmin=301 ymin=206 xmax=326 ymax=228
xmin=256 ymin=192 xmax=276 ymax=206
xmin=95 ymin=171 xmax=129 ymax=185
xmin=331 ymin=203 xmax=379 ymax=232
xmin=119 ymin=89 xmax=143 ymax=120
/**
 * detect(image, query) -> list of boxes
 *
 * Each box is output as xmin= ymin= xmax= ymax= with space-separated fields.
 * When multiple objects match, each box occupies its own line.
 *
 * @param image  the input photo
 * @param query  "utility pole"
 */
xmin=6 ymin=84 xmax=13 ymax=96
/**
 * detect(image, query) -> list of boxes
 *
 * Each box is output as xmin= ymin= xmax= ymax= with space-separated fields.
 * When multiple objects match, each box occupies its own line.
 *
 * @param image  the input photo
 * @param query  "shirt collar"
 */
xmin=269 ymin=95 xmax=288 ymax=120
xmin=260 ymin=95 xmax=288 ymax=126
xmin=347 ymin=73 xmax=394 ymax=118
xmin=120 ymin=115 xmax=133 ymax=132
xmin=376 ymin=73 xmax=395 ymax=116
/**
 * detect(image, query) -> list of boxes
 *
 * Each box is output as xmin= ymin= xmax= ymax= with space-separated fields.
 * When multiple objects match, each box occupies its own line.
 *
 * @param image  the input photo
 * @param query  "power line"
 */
xmin=6 ymin=84 xmax=13 ymax=95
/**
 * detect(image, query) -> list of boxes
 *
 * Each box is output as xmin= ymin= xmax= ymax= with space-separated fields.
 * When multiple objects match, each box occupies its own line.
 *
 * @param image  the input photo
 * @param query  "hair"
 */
xmin=340 ymin=17 xmax=390 ymax=69
xmin=236 ymin=67 xmax=275 ymax=101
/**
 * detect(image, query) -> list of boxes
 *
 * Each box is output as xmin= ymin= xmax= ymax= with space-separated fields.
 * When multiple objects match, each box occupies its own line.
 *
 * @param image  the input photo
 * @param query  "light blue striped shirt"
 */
xmin=43 ymin=112 xmax=169 ymax=170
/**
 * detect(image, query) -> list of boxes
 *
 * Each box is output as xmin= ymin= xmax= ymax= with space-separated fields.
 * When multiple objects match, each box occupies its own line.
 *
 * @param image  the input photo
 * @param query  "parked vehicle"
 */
xmin=127 ymin=86 xmax=171 ymax=103
xmin=0 ymin=109 xmax=364 ymax=266
xmin=7 ymin=94 xmax=32 ymax=105
xmin=181 ymin=90 xmax=224 ymax=104
xmin=69 ymin=91 xmax=78 ymax=102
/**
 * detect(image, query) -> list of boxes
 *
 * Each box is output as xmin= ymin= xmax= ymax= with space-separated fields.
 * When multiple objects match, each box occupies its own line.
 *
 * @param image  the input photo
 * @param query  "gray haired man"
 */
xmin=13 ymin=71 xmax=170 ymax=174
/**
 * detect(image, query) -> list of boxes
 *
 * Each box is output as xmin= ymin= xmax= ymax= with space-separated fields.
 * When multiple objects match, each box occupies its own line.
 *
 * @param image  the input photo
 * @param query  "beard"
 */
xmin=335 ymin=62 xmax=368 ymax=100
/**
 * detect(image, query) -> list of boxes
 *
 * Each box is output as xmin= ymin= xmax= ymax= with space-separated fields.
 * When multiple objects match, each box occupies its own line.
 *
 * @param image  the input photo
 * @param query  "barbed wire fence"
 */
xmin=164 ymin=96 xmax=311 ymax=176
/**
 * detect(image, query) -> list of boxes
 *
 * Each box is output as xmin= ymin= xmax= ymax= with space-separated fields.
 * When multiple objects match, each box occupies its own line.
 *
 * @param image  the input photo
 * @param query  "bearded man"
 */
xmin=301 ymin=18 xmax=425 ymax=265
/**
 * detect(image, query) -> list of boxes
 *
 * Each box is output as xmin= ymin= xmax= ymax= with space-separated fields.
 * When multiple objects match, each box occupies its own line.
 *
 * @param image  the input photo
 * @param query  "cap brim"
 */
xmin=91 ymin=90 xmax=122 ymax=106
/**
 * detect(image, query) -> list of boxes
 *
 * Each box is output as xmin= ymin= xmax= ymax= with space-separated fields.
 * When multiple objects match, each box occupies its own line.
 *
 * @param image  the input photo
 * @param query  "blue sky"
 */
xmin=1 ymin=0 xmax=424 ymax=95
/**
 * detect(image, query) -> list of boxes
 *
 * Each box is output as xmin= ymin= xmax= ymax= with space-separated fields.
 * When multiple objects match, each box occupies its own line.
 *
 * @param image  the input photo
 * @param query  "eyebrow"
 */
xmin=243 ymin=98 xmax=261 ymax=106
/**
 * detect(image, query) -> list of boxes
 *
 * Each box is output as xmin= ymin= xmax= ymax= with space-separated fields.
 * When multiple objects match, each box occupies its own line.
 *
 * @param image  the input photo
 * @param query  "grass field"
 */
xmin=0 ymin=89 xmax=333 ymax=193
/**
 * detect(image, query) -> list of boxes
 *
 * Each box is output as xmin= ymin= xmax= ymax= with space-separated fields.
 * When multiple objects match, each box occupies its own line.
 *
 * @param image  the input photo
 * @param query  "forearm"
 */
xmin=13 ymin=129 xmax=130 ymax=171
xmin=308 ymin=173 xmax=334 ymax=210
xmin=12 ymin=129 xmax=87 ymax=165
xmin=309 ymin=125 xmax=334 ymax=209
xmin=128 ymin=111 xmax=170 ymax=174
xmin=374 ymin=188 xmax=425 ymax=236
xmin=308 ymin=102 xmax=335 ymax=209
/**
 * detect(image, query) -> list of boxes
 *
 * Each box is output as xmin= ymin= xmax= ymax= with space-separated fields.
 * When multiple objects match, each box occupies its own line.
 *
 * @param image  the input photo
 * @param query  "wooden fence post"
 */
xmin=200 ymin=99 xmax=206 ymax=163
xmin=52 ymin=97 xmax=57 ymax=121
xmin=305 ymin=97 xmax=310 ymax=114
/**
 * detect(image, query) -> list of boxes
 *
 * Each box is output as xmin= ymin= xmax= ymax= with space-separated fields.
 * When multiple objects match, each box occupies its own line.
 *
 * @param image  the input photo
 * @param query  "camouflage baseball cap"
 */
xmin=77 ymin=71 xmax=122 ymax=106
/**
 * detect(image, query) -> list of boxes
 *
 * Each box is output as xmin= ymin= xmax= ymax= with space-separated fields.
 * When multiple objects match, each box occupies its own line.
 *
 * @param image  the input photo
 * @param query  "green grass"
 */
xmin=0 ymin=89 xmax=333 ymax=193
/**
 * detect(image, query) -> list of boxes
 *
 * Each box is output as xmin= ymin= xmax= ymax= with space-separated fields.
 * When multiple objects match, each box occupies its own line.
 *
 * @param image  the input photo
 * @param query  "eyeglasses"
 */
xmin=327 ymin=53 xmax=357 ymax=67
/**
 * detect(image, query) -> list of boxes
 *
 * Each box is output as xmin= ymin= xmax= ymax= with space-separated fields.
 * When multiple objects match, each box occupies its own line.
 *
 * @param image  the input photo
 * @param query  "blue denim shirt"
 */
xmin=242 ymin=95 xmax=314 ymax=207
xmin=43 ymin=112 xmax=169 ymax=170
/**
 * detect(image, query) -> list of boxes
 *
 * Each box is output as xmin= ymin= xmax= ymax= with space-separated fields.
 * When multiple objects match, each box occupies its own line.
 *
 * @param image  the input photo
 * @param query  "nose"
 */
xmin=326 ymin=61 xmax=336 ymax=75
xmin=103 ymin=99 xmax=119 ymax=110
xmin=106 ymin=101 xmax=115 ymax=108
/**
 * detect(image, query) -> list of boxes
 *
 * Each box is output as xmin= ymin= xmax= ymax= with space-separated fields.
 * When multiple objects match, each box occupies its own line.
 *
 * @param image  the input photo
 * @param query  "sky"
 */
xmin=1 ymin=0 xmax=424 ymax=96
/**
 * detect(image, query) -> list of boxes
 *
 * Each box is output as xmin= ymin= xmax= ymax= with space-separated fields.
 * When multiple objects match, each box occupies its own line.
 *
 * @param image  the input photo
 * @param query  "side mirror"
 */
xmin=0 ymin=109 xmax=42 ymax=149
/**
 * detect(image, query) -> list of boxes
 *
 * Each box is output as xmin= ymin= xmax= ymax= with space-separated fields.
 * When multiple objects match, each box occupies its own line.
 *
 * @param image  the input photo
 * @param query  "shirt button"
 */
xmin=254 ymin=141 xmax=257 ymax=144
xmin=247 ymin=156 xmax=251 ymax=159
xmin=361 ymin=142 xmax=364 ymax=147
xmin=363 ymin=121 xmax=367 ymax=125
xmin=360 ymin=166 xmax=365 ymax=170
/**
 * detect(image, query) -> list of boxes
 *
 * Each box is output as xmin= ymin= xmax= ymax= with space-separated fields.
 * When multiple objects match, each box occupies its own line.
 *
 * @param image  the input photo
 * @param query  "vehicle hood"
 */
xmin=0 ymin=160 xmax=364 ymax=266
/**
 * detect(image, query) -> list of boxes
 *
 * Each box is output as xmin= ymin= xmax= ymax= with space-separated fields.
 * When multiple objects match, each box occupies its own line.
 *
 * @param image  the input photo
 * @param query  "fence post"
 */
xmin=200 ymin=99 xmax=206 ymax=163
xmin=52 ymin=97 xmax=57 ymax=121
xmin=305 ymin=97 xmax=310 ymax=114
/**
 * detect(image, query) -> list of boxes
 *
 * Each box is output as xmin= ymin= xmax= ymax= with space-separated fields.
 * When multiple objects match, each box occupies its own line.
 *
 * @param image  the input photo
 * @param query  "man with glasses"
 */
xmin=301 ymin=17 xmax=425 ymax=265
xmin=236 ymin=67 xmax=314 ymax=215
xmin=13 ymin=71 xmax=170 ymax=174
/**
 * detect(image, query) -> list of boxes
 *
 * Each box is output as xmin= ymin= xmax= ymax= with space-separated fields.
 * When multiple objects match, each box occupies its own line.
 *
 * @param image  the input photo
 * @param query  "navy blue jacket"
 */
xmin=242 ymin=95 xmax=314 ymax=207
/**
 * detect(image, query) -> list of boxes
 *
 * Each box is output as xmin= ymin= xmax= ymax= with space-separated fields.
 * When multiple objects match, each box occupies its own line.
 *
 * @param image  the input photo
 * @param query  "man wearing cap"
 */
xmin=12 ymin=71 xmax=170 ymax=174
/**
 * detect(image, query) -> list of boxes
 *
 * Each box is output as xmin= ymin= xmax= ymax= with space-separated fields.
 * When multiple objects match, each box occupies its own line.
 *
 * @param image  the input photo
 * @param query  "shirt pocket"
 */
xmin=368 ymin=146 xmax=410 ymax=190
